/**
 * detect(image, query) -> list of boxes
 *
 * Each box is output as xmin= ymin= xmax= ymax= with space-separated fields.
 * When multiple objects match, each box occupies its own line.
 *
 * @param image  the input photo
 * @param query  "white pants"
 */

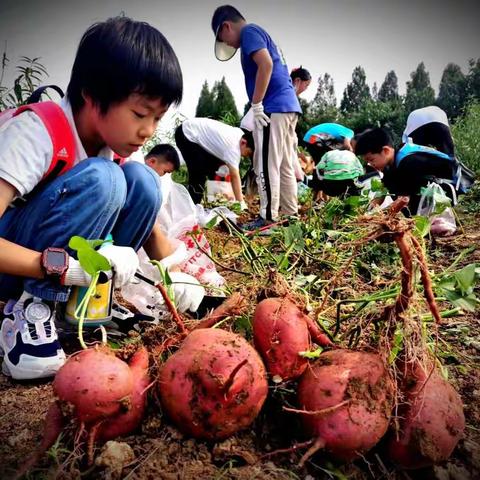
xmin=253 ymin=113 xmax=299 ymax=221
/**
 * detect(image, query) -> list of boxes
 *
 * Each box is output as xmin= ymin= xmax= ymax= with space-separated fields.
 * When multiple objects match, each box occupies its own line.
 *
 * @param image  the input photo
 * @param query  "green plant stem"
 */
xmin=74 ymin=272 xmax=100 ymax=350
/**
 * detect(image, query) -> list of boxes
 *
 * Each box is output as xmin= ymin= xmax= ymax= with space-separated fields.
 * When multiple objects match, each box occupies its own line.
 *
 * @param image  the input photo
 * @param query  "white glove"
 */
xmin=64 ymin=245 xmax=138 ymax=288
xmin=63 ymin=257 xmax=92 ymax=287
xmin=98 ymin=244 xmax=139 ymax=288
xmin=159 ymin=241 xmax=189 ymax=270
xmin=251 ymin=102 xmax=270 ymax=129
xmin=168 ymin=271 xmax=205 ymax=313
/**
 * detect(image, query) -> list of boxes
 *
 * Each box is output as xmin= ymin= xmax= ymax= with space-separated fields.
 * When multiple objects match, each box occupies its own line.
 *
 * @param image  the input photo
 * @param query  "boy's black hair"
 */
xmin=67 ymin=16 xmax=183 ymax=114
xmin=241 ymin=128 xmax=255 ymax=155
xmin=211 ymin=5 xmax=245 ymax=33
xmin=290 ymin=66 xmax=311 ymax=82
xmin=145 ymin=144 xmax=180 ymax=170
xmin=354 ymin=128 xmax=393 ymax=155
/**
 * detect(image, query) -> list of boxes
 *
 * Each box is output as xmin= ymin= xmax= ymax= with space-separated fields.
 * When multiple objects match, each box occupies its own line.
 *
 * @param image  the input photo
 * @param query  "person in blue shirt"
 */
xmin=211 ymin=5 xmax=302 ymax=230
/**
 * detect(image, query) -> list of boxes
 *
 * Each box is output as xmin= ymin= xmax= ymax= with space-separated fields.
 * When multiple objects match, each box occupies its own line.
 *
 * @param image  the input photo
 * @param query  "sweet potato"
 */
xmin=295 ymin=349 xmax=394 ymax=464
xmin=53 ymin=346 xmax=134 ymax=424
xmin=159 ymin=328 xmax=268 ymax=440
xmin=97 ymin=347 xmax=150 ymax=442
xmin=386 ymin=362 xmax=465 ymax=469
xmin=253 ymin=298 xmax=310 ymax=381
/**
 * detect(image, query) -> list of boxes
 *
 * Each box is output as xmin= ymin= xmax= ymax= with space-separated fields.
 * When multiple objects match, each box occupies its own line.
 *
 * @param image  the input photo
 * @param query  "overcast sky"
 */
xmin=1 ymin=0 xmax=479 ymax=121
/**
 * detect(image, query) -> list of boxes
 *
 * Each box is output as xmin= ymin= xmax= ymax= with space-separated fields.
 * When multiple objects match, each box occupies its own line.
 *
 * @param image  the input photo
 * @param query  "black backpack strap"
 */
xmin=27 ymin=85 xmax=64 ymax=104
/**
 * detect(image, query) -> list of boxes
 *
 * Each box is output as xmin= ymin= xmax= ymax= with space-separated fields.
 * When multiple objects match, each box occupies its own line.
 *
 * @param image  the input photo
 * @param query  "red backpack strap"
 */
xmin=14 ymin=101 xmax=75 ymax=181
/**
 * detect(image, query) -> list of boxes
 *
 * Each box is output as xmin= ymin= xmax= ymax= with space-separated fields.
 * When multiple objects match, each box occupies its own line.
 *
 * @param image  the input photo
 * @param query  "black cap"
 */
xmin=211 ymin=5 xmax=243 ymax=61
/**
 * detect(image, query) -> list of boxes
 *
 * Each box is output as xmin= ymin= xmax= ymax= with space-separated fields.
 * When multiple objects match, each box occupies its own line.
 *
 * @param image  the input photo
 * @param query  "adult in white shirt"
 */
xmin=175 ymin=118 xmax=254 ymax=204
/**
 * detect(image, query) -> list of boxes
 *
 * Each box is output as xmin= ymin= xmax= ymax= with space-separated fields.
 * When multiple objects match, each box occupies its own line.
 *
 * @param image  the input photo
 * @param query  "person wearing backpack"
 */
xmin=354 ymin=127 xmax=457 ymax=214
xmin=0 ymin=17 xmax=205 ymax=381
xmin=211 ymin=5 xmax=302 ymax=231
xmin=402 ymin=105 xmax=455 ymax=156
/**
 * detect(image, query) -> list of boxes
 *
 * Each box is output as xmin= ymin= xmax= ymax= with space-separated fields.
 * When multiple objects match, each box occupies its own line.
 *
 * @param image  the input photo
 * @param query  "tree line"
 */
xmin=196 ymin=59 xmax=480 ymax=145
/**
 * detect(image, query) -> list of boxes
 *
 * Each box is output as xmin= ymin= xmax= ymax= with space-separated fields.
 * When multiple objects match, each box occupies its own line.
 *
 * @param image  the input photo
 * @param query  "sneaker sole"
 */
xmin=1 ymin=354 xmax=65 ymax=380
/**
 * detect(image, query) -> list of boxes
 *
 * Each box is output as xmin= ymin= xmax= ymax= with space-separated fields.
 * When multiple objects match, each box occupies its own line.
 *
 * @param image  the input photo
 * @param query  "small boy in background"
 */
xmin=145 ymin=144 xmax=181 ymax=176
xmin=315 ymin=150 xmax=364 ymax=198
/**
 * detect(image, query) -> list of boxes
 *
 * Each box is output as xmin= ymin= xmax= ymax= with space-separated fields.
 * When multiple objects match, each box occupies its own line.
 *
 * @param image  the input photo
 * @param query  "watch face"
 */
xmin=47 ymin=250 xmax=67 ymax=267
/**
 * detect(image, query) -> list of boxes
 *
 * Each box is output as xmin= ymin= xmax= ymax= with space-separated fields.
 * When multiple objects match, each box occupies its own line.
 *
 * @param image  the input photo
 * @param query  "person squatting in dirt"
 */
xmin=0 ymin=16 xmax=206 ymax=381
xmin=354 ymin=126 xmax=458 ymax=215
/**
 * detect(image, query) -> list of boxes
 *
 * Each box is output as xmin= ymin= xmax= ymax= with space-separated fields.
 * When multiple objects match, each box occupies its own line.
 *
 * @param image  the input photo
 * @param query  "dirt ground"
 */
xmin=0 ymin=203 xmax=479 ymax=480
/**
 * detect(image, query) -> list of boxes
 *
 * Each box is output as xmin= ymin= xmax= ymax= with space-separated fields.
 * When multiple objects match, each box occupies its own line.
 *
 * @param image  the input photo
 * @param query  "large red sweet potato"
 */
xmin=159 ymin=328 xmax=268 ymax=440
xmin=97 ymin=347 xmax=150 ymax=441
xmin=386 ymin=362 xmax=465 ymax=469
xmin=296 ymin=349 xmax=394 ymax=463
xmin=53 ymin=346 xmax=134 ymax=424
xmin=253 ymin=298 xmax=310 ymax=381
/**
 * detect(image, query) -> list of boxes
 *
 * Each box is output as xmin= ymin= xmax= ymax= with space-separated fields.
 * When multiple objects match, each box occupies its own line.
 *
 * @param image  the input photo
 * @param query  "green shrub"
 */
xmin=452 ymin=101 xmax=480 ymax=172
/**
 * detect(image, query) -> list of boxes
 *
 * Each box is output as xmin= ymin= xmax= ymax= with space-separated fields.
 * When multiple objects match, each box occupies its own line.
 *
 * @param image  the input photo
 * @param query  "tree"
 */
xmin=211 ymin=76 xmax=239 ymax=123
xmin=451 ymin=100 xmax=480 ymax=172
xmin=378 ymin=70 xmax=399 ymax=103
xmin=0 ymin=52 xmax=49 ymax=109
xmin=436 ymin=63 xmax=467 ymax=119
xmin=466 ymin=57 xmax=480 ymax=100
xmin=195 ymin=80 xmax=215 ymax=118
xmin=340 ymin=66 xmax=371 ymax=113
xmin=308 ymin=72 xmax=338 ymax=124
xmin=404 ymin=62 xmax=435 ymax=112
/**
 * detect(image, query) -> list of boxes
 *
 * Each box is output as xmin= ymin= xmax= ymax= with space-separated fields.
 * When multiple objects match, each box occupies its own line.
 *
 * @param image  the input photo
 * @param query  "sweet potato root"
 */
xmin=253 ymin=298 xmax=311 ymax=381
xmin=295 ymin=349 xmax=394 ymax=464
xmin=386 ymin=362 xmax=465 ymax=469
xmin=159 ymin=328 xmax=268 ymax=440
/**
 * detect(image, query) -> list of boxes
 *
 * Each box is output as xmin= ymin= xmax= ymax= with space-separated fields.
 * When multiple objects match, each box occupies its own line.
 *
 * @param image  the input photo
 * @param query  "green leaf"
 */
xmin=205 ymin=216 xmax=219 ymax=230
xmin=68 ymin=236 xmax=90 ymax=251
xmin=445 ymin=292 xmax=479 ymax=312
xmin=454 ymin=263 xmax=476 ymax=294
xmin=87 ymin=239 xmax=106 ymax=250
xmin=77 ymin=249 xmax=111 ymax=276
xmin=163 ymin=268 xmax=172 ymax=286
xmin=388 ymin=326 xmax=404 ymax=364
xmin=413 ymin=215 xmax=431 ymax=238
xmin=299 ymin=347 xmax=323 ymax=359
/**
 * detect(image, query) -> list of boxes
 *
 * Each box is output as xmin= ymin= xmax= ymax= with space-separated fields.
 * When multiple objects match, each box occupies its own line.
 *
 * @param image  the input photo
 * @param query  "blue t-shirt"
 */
xmin=240 ymin=24 xmax=301 ymax=114
xmin=304 ymin=123 xmax=354 ymax=143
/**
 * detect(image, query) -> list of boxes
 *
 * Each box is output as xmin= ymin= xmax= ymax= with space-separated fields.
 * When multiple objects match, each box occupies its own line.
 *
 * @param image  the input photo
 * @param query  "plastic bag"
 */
xmin=157 ymin=177 xmax=226 ymax=287
xmin=206 ymin=179 xmax=235 ymax=202
xmin=417 ymin=182 xmax=457 ymax=236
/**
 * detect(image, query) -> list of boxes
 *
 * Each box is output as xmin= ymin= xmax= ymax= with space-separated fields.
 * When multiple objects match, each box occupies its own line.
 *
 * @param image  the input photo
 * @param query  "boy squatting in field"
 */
xmin=0 ymin=17 xmax=205 ymax=381
xmin=144 ymin=143 xmax=181 ymax=177
xmin=212 ymin=5 xmax=302 ymax=230
xmin=354 ymin=127 xmax=456 ymax=214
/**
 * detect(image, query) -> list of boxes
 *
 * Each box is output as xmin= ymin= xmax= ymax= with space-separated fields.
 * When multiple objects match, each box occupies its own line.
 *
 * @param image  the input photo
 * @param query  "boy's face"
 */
xmin=92 ymin=94 xmax=168 ymax=157
xmin=146 ymin=157 xmax=176 ymax=176
xmin=362 ymin=146 xmax=395 ymax=171
xmin=218 ymin=21 xmax=241 ymax=48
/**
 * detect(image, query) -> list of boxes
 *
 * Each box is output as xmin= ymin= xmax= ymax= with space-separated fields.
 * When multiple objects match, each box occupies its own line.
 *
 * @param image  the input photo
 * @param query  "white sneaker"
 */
xmin=0 ymin=296 xmax=66 ymax=380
